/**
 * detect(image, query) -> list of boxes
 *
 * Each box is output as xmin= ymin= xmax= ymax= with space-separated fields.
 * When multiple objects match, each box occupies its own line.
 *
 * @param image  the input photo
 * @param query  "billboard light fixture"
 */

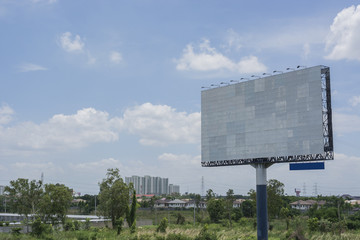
xmin=251 ymin=75 xmax=260 ymax=79
xmin=286 ymin=67 xmax=295 ymax=71
xmin=220 ymin=82 xmax=229 ymax=85
xmin=273 ymin=70 xmax=283 ymax=74
xmin=230 ymin=80 xmax=239 ymax=83
xmin=240 ymin=77 xmax=249 ymax=81
xmin=297 ymin=65 xmax=306 ymax=69
xmin=262 ymin=73 xmax=271 ymax=76
xmin=201 ymin=86 xmax=210 ymax=89
xmin=210 ymin=84 xmax=219 ymax=87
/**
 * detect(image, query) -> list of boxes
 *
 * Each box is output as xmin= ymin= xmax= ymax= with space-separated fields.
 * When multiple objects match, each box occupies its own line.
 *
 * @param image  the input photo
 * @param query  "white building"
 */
xmin=125 ymin=175 xmax=177 ymax=195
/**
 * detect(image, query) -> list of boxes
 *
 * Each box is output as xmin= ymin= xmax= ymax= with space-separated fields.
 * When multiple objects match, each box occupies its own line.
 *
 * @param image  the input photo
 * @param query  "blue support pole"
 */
xmin=253 ymin=163 xmax=271 ymax=240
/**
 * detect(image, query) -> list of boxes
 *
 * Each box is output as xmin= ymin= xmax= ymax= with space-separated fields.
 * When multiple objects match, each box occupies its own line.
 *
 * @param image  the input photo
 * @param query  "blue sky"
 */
xmin=0 ymin=0 xmax=360 ymax=196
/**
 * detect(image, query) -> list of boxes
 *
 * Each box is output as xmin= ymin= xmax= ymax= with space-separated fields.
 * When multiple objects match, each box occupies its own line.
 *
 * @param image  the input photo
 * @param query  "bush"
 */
xmin=319 ymin=219 xmax=332 ymax=233
xmin=0 ymin=221 xmax=3 ymax=226
xmin=32 ymin=217 xmax=48 ymax=237
xmin=115 ymin=217 xmax=124 ymax=235
xmin=307 ymin=217 xmax=319 ymax=232
xmin=73 ymin=220 xmax=80 ymax=230
xmin=347 ymin=220 xmax=360 ymax=230
xmin=232 ymin=208 xmax=243 ymax=222
xmin=195 ymin=224 xmax=217 ymax=240
xmin=11 ymin=227 xmax=22 ymax=235
xmin=84 ymin=218 xmax=91 ymax=230
xmin=64 ymin=219 xmax=74 ymax=231
xmin=5 ymin=221 xmax=10 ymax=226
xmin=156 ymin=218 xmax=168 ymax=233
xmin=176 ymin=213 xmax=185 ymax=225
xmin=130 ymin=220 xmax=136 ymax=234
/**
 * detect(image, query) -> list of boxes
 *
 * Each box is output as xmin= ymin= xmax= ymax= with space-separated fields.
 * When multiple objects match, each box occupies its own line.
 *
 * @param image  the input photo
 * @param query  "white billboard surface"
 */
xmin=201 ymin=66 xmax=332 ymax=165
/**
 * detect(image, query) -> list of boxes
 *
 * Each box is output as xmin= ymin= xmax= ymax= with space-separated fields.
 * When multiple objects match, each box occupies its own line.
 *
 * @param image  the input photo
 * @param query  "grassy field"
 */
xmin=1 ymin=222 xmax=360 ymax=240
xmin=1 ymin=210 xmax=360 ymax=239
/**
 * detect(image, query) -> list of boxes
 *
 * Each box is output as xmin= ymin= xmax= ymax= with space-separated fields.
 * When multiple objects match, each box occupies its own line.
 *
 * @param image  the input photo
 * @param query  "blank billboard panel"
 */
xmin=201 ymin=65 xmax=333 ymax=167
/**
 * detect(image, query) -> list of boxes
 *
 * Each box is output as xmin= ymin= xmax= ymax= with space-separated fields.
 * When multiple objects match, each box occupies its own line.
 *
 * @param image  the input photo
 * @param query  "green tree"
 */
xmin=206 ymin=189 xmax=215 ymax=201
xmin=39 ymin=183 xmax=72 ymax=225
xmin=207 ymin=199 xmax=225 ymax=223
xmin=127 ymin=190 xmax=137 ymax=228
xmin=5 ymin=178 xmax=43 ymax=232
xmin=195 ymin=194 xmax=201 ymax=211
xmin=241 ymin=200 xmax=255 ymax=218
xmin=5 ymin=178 xmax=43 ymax=215
xmin=98 ymin=168 xmax=132 ymax=228
xmin=267 ymin=179 xmax=284 ymax=218
xmin=225 ymin=189 xmax=235 ymax=227
xmin=280 ymin=207 xmax=290 ymax=230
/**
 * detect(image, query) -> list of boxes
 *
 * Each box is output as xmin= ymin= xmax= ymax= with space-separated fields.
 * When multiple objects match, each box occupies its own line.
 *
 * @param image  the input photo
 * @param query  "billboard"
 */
xmin=201 ymin=65 xmax=333 ymax=167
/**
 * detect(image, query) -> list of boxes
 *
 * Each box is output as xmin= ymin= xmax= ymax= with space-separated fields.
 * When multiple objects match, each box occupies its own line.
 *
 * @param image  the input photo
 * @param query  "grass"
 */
xmin=2 ymin=213 xmax=360 ymax=239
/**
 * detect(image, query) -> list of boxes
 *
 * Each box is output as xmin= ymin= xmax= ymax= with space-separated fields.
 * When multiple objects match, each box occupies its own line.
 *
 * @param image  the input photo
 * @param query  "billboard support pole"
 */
xmin=252 ymin=163 xmax=272 ymax=240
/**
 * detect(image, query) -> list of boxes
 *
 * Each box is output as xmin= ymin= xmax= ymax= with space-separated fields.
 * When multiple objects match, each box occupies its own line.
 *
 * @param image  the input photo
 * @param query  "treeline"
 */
xmin=2 ymin=170 xmax=360 ymax=238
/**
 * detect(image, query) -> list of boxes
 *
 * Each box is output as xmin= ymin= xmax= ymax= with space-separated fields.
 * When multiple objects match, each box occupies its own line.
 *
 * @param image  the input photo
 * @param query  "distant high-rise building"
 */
xmin=0 ymin=185 xmax=5 ymax=195
xmin=168 ymin=184 xmax=180 ymax=195
xmin=125 ymin=175 xmax=176 ymax=195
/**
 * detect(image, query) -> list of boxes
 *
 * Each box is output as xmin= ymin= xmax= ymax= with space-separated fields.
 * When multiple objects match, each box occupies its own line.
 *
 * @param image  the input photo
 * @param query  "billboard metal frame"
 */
xmin=201 ymin=66 xmax=333 ymax=167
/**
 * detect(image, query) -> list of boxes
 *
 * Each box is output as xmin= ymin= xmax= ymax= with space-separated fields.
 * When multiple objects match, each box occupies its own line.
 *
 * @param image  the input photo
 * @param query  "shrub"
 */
xmin=0 ymin=221 xmax=3 ymax=226
xmin=130 ymin=220 xmax=137 ymax=234
xmin=11 ymin=227 xmax=22 ymax=235
xmin=156 ymin=217 xmax=168 ymax=233
xmin=64 ymin=220 xmax=74 ymax=231
xmin=195 ymin=224 xmax=217 ymax=240
xmin=347 ymin=220 xmax=360 ymax=230
xmin=73 ymin=220 xmax=80 ymax=230
xmin=84 ymin=218 xmax=91 ymax=230
xmin=319 ymin=219 xmax=332 ymax=233
xmin=307 ymin=217 xmax=319 ymax=232
xmin=115 ymin=217 xmax=124 ymax=235
xmin=5 ymin=221 xmax=10 ymax=226
xmin=32 ymin=217 xmax=47 ymax=237
xmin=176 ymin=213 xmax=185 ymax=225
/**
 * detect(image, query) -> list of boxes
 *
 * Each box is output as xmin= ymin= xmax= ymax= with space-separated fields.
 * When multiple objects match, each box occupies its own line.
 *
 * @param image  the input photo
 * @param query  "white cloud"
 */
xmin=175 ymin=39 xmax=266 ymax=74
xmin=333 ymin=111 xmax=360 ymax=135
xmin=60 ymin=32 xmax=85 ymax=52
xmin=0 ymin=104 xmax=14 ymax=125
xmin=349 ymin=96 xmax=360 ymax=107
xmin=19 ymin=63 xmax=47 ymax=72
xmin=110 ymin=51 xmax=122 ymax=64
xmin=122 ymin=103 xmax=200 ymax=146
xmin=325 ymin=5 xmax=360 ymax=61
xmin=0 ymin=103 xmax=200 ymax=153
xmin=158 ymin=153 xmax=200 ymax=166
xmin=70 ymin=158 xmax=122 ymax=171
xmin=0 ymin=108 xmax=122 ymax=151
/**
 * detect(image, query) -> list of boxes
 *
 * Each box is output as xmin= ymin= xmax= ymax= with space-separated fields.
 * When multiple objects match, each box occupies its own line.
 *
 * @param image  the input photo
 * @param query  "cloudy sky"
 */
xmin=0 ymin=0 xmax=360 ymax=196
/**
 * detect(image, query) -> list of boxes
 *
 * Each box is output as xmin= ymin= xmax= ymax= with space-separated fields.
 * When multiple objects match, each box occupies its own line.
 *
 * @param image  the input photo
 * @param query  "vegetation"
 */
xmin=98 ymin=168 xmax=133 ymax=228
xmin=3 ymin=177 xmax=360 ymax=239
